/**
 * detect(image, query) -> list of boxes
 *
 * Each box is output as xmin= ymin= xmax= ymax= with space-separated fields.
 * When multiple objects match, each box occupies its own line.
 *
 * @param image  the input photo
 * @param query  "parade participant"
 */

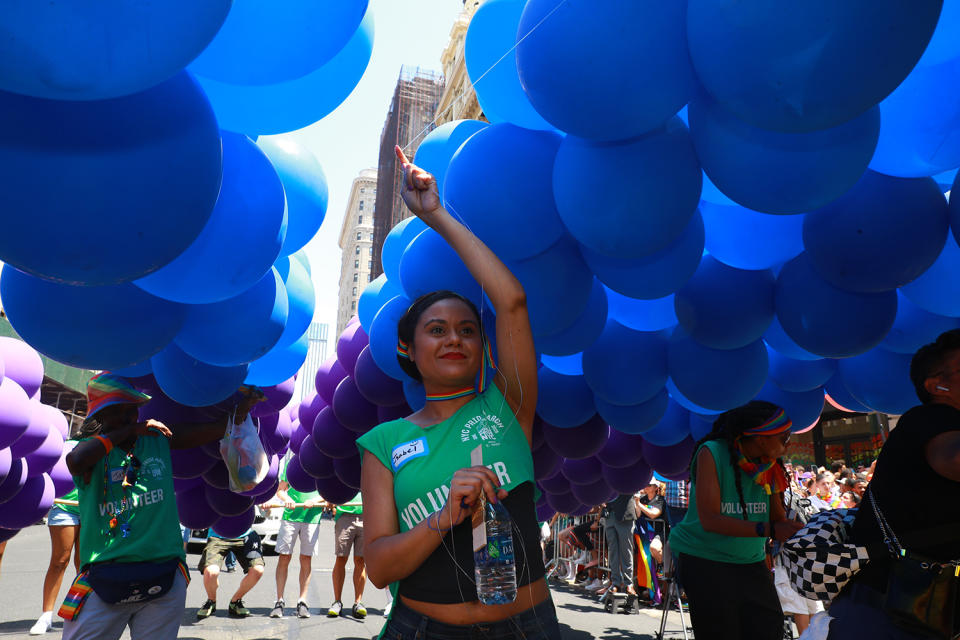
xmin=195 ymin=526 xmax=265 ymax=619
xmin=669 ymin=401 xmax=804 ymax=640
xmin=270 ymin=459 xmax=326 ymax=619
xmin=809 ymin=472 xmax=841 ymax=511
xmin=828 ymin=330 xmax=960 ymax=639
xmin=61 ymin=373 xmax=260 ymax=640
xmin=356 ymin=148 xmax=560 ymax=639
xmin=327 ymin=492 xmax=366 ymax=619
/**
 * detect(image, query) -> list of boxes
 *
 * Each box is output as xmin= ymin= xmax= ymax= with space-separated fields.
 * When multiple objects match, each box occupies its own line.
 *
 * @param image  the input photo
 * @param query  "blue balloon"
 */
xmin=870 ymin=56 xmax=960 ymax=177
xmin=135 ymin=131 xmax=286 ymax=303
xmin=949 ymin=172 xmax=960 ymax=247
xmin=536 ymin=366 xmax=596 ymax=429
xmin=152 ymin=344 xmax=248 ymax=407
xmin=596 ymin=390 xmax=669 ymax=435
xmin=838 ymin=348 xmax=916 ymax=415
xmin=276 ymin=257 xmax=315 ymax=349
xmin=189 ymin=1 xmax=367 ymax=86
xmin=413 ymin=120 xmax=488 ymax=203
xmin=244 ymin=329 xmax=309 ymax=387
xmin=445 ymin=124 xmax=565 ymax=261
xmin=402 ymin=380 xmax=426 ymax=413
xmin=174 ymin=268 xmax=288 ymax=367
xmin=674 ymin=256 xmax=775 ymax=350
xmin=257 ymin=138 xmax=329 ymax=257
xmin=763 ymin=317 xmax=820 ymax=362
xmin=465 ymin=0 xmax=553 ymax=131
xmin=701 ymin=201 xmax=804 ymax=271
xmin=641 ymin=400 xmax=691 ymax=447
xmin=0 ymin=72 xmax=221 ymax=286
xmin=582 ymin=321 xmax=668 ymax=406
xmin=668 ymin=329 xmax=769 ymax=412
xmin=381 ymin=217 xmax=428 ymax=284
xmin=881 ymin=292 xmax=960 ymax=354
xmin=399 ymin=229 xmax=482 ymax=305
xmin=536 ymin=279 xmax=608 ymax=356
xmin=507 ymin=235 xmax=593 ymax=336
xmin=368 ymin=295 xmax=413 ymax=381
xmin=194 ymin=10 xmax=374 ymax=136
xmin=666 ymin=379 xmax=723 ymax=416
xmin=0 ymin=1 xmax=230 ymax=100
xmin=918 ymin=0 xmax=960 ymax=66
xmin=700 ymin=170 xmax=737 ymax=206
xmin=111 ymin=360 xmax=154 ymax=378
xmin=516 ymin=0 xmax=695 ymax=140
xmin=554 ymin=118 xmax=702 ymax=258
xmin=0 ymin=265 xmax=185 ymax=370
xmin=539 ymin=354 xmax=582 ymax=377
xmin=689 ymin=94 xmax=879 ymax=214
xmin=606 ymin=290 xmax=677 ymax=332
xmin=767 ymin=347 xmax=837 ymax=393
xmin=901 ymin=235 xmax=960 ymax=317
xmin=936 ymin=169 xmax=959 ymax=191
xmin=755 ymin=382 xmax=825 ymax=431
xmin=358 ymin=275 xmax=402 ymax=333
xmin=581 ymin=210 xmax=704 ymax=300
xmin=689 ymin=412 xmax=715 ymax=441
xmin=824 ymin=373 xmax=872 ymax=414
xmin=687 ymin=0 xmax=941 ymax=133
xmin=804 ymin=171 xmax=948 ymax=292
xmin=775 ymin=254 xmax=898 ymax=358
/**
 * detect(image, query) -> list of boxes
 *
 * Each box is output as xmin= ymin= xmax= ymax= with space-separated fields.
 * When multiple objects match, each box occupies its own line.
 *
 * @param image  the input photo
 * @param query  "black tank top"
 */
xmin=849 ymin=403 xmax=960 ymax=592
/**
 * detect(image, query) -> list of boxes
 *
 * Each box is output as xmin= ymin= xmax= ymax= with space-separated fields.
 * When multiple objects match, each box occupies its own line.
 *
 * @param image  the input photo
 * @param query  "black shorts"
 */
xmin=198 ymin=532 xmax=264 ymax=574
xmin=572 ymin=522 xmax=595 ymax=551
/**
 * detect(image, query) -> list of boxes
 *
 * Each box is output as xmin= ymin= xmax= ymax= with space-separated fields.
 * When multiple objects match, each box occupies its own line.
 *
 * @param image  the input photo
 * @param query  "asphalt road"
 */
xmin=0 ymin=523 xmax=679 ymax=639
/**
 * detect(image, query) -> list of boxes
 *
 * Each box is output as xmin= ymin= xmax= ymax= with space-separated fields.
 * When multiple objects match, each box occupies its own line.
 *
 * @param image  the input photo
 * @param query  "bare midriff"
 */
xmin=399 ymin=577 xmax=550 ymax=625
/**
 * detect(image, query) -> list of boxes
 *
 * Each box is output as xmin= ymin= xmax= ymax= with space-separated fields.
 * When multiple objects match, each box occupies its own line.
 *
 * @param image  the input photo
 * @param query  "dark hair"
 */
xmin=911 ymin=329 xmax=960 ymax=403
xmin=689 ymin=400 xmax=787 ymax=521
xmin=815 ymin=471 xmax=830 ymax=484
xmin=396 ymin=290 xmax=484 ymax=382
xmin=830 ymin=460 xmax=845 ymax=474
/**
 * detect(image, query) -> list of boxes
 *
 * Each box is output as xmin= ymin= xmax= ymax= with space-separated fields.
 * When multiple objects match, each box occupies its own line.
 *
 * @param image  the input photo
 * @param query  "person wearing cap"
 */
xmin=60 ymin=373 xmax=260 ymax=640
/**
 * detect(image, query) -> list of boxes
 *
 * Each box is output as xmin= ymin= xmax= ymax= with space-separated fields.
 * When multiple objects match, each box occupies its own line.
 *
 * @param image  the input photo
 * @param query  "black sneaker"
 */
xmin=297 ymin=601 xmax=311 ymax=618
xmin=197 ymin=599 xmax=216 ymax=619
xmin=270 ymin=599 xmax=284 ymax=618
xmin=229 ymin=599 xmax=250 ymax=618
xmin=326 ymin=600 xmax=342 ymax=617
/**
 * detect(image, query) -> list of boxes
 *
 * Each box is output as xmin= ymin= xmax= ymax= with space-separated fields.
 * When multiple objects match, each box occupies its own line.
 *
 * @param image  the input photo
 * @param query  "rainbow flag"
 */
xmin=634 ymin=529 xmax=661 ymax=604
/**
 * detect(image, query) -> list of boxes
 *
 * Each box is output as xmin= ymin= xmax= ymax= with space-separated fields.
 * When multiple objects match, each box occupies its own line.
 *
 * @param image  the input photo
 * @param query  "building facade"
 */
xmin=336 ymin=169 xmax=378 ymax=336
xmin=298 ymin=321 xmax=330 ymax=402
xmin=436 ymin=1 xmax=486 ymax=125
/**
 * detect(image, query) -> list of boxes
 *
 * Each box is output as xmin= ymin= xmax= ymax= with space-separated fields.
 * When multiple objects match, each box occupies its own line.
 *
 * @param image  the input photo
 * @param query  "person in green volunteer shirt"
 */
xmin=62 ymin=373 xmax=260 ymax=640
xmin=669 ymin=401 xmax=804 ymax=640
xmin=270 ymin=458 xmax=326 ymax=619
xmin=356 ymin=149 xmax=561 ymax=639
xmin=328 ymin=492 xmax=366 ymax=619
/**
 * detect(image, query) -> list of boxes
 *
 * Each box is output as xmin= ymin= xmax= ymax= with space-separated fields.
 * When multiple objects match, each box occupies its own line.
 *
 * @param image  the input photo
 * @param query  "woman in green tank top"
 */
xmin=668 ymin=401 xmax=804 ymax=640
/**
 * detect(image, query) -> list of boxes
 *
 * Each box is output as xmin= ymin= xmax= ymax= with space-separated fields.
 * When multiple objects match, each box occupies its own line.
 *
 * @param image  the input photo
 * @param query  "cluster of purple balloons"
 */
xmin=0 ymin=338 xmax=72 ymax=542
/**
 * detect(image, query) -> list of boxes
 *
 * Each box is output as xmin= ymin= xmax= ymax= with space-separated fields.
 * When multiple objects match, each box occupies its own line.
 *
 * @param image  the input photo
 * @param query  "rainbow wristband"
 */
xmin=93 ymin=435 xmax=113 ymax=455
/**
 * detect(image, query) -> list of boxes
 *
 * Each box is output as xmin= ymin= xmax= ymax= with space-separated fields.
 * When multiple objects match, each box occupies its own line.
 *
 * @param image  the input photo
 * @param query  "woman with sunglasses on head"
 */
xmin=668 ymin=401 xmax=804 ymax=640
xmin=357 ymin=148 xmax=560 ymax=639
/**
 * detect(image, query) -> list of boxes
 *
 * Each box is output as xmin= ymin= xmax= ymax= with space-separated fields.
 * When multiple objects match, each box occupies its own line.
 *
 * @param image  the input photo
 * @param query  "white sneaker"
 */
xmin=383 ymin=601 xmax=392 ymax=617
xmin=29 ymin=615 xmax=52 ymax=635
xmin=585 ymin=578 xmax=603 ymax=592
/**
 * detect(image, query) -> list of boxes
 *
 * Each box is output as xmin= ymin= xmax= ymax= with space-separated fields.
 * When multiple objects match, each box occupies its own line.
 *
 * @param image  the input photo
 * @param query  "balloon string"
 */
xmin=400 ymin=0 xmax=570 ymax=155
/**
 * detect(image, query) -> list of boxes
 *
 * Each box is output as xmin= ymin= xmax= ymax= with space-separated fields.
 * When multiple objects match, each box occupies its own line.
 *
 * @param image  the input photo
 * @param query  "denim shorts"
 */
xmin=382 ymin=596 xmax=562 ymax=640
xmin=48 ymin=506 xmax=80 ymax=527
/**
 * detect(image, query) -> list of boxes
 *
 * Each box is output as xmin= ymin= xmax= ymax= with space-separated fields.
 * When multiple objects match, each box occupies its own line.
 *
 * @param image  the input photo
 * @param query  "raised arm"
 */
xmin=395 ymin=147 xmax=537 ymax=441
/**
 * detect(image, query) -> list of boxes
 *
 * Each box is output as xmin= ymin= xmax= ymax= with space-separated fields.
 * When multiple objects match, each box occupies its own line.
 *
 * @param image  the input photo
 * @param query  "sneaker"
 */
xmin=229 ymin=599 xmax=250 ymax=618
xmin=29 ymin=614 xmax=52 ymax=635
xmin=197 ymin=599 xmax=216 ymax=619
xmin=326 ymin=600 xmax=342 ymax=617
xmin=352 ymin=602 xmax=367 ymax=618
xmin=297 ymin=601 xmax=311 ymax=618
xmin=383 ymin=601 xmax=393 ymax=617
xmin=270 ymin=599 xmax=284 ymax=618
xmin=585 ymin=578 xmax=603 ymax=592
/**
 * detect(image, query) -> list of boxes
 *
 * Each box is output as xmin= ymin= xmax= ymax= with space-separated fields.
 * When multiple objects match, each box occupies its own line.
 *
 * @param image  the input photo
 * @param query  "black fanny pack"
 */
xmin=86 ymin=558 xmax=182 ymax=605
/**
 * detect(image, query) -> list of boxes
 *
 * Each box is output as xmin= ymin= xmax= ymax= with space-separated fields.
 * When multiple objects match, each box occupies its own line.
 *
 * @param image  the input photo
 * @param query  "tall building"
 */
xmin=371 ymin=66 xmax=444 ymax=279
xmin=336 ymin=168 xmax=378 ymax=336
xmin=298 ymin=321 xmax=330 ymax=402
xmin=436 ymin=0 xmax=487 ymax=125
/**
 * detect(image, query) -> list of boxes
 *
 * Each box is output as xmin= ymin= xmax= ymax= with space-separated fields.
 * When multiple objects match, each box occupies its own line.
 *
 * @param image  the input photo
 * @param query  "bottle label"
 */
xmin=471 ymin=445 xmax=486 ymax=553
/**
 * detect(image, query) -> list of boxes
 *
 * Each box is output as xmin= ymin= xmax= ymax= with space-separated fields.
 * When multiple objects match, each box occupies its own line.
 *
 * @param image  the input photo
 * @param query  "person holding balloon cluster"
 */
xmin=356 ymin=148 xmax=561 ymax=639
xmin=60 ymin=373 xmax=262 ymax=640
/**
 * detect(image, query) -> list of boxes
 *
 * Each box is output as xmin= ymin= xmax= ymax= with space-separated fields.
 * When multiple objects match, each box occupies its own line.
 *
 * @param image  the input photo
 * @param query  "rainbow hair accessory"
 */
xmin=742 ymin=407 xmax=792 ymax=437
xmin=399 ymin=335 xmax=498 ymax=402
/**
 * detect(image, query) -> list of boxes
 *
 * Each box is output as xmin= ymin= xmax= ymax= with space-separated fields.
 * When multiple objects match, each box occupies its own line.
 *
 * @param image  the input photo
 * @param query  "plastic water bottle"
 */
xmin=474 ymin=500 xmax=517 ymax=605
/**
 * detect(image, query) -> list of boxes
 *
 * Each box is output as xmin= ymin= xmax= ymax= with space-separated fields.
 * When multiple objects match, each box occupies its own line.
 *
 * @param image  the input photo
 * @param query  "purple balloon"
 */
xmin=205 ymin=485 xmax=255 ymax=517
xmin=10 ymin=403 xmax=50 ymax=458
xmin=570 ymin=477 xmax=614 ymax=507
xmin=212 ymin=506 xmax=256 ymax=538
xmin=561 ymin=457 xmax=603 ymax=485
xmin=298 ymin=435 xmax=337 ymax=479
xmin=0 ymin=473 xmax=53 ymax=529
xmin=0 ymin=458 xmax=28 ymax=503
xmin=543 ymin=415 xmax=609 ymax=459
xmin=240 ymin=454 xmax=280 ymax=497
xmin=602 ymin=458 xmax=654 ymax=494
xmin=532 ymin=417 xmax=547 ymax=450
xmin=252 ymin=477 xmax=280 ymax=503
xmin=315 ymin=475 xmax=357 ymax=505
xmin=536 ymin=501 xmax=556 ymax=522
xmin=171 ymin=447 xmax=218 ymax=479
xmin=46 ymin=405 xmax=69 ymax=440
xmin=315 ymin=356 xmax=348 ymax=405
xmin=596 ymin=429 xmax=646 ymax=468
xmin=289 ymin=423 xmax=310 ymax=454
xmin=49 ymin=455 xmax=74 ymax=497
xmin=0 ymin=337 xmax=44 ymax=398
xmin=0 ymin=447 xmax=10 ymax=483
xmin=332 ymin=376 xmax=379 ymax=434
xmin=539 ymin=471 xmax=570 ymax=495
xmin=642 ymin=436 xmax=695 ymax=477
xmin=662 ymin=468 xmax=691 ymax=482
xmin=264 ymin=376 xmax=296 ymax=412
xmin=261 ymin=411 xmax=292 ymax=454
xmin=337 ymin=322 xmax=369 ymax=374
xmin=0 ymin=527 xmax=18 ymax=543
xmin=24 ymin=427 xmax=63 ymax=477
xmin=298 ymin=393 xmax=326 ymax=431
xmin=546 ymin=490 xmax=581 ymax=515
xmin=202 ymin=460 xmax=231 ymax=489
xmin=312 ymin=407 xmax=359 ymax=459
xmin=177 ymin=485 xmax=220 ymax=529
xmin=200 ymin=439 xmax=221 ymax=460
xmin=140 ymin=389 xmax=222 ymax=425
xmin=173 ymin=476 xmax=203 ymax=494
xmin=0 ymin=377 xmax=31 ymax=449
xmin=251 ymin=401 xmax=278 ymax=419
xmin=353 ymin=345 xmax=405 ymax=407
xmin=285 ymin=455 xmax=316 ymax=493
xmin=333 ymin=454 xmax=361 ymax=489
xmin=532 ymin=444 xmax=561 ymax=480
xmin=377 ymin=401 xmax=412 ymax=423
xmin=570 ymin=504 xmax=593 ymax=516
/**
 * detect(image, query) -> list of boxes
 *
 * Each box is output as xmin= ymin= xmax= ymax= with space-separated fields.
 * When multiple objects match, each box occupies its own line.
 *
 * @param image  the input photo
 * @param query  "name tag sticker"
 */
xmin=391 ymin=438 xmax=429 ymax=471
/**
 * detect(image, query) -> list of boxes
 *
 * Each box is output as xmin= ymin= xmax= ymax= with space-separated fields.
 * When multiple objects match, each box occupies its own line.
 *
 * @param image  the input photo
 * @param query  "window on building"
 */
xmin=352 ymin=287 xmax=357 ymax=296
xmin=351 ymin=301 xmax=356 ymax=310
xmin=353 ymin=272 xmax=358 ymax=282
xmin=368 ymin=273 xmax=373 ymax=282
xmin=358 ymin=215 xmax=363 ymax=224
xmin=355 ymin=246 xmax=360 ymax=255
xmin=360 ymin=187 xmax=365 ymax=193
xmin=368 ymin=260 xmax=373 ymax=270
xmin=369 ymin=232 xmax=374 ymax=241
xmin=356 ymin=231 xmax=361 ymax=240
xmin=359 ymin=201 xmax=364 ymax=211
xmin=354 ymin=259 xmax=359 ymax=268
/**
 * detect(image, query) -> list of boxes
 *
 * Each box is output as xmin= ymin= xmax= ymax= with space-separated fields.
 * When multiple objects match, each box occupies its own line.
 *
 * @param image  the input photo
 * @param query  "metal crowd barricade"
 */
xmin=544 ymin=511 xmax=607 ymax=582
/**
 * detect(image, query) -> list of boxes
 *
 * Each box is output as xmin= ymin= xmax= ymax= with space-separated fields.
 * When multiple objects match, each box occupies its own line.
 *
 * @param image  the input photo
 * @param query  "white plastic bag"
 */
xmin=220 ymin=412 xmax=269 ymax=493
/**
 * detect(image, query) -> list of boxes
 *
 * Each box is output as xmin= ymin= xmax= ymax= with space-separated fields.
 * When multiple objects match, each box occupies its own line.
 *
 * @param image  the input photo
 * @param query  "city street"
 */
xmin=0 ymin=523 xmax=675 ymax=639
